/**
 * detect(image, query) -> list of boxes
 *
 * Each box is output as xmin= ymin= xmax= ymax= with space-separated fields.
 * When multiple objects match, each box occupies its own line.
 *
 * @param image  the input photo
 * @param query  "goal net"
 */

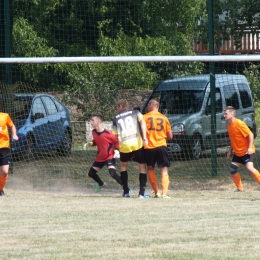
xmin=1 ymin=0 xmax=260 ymax=192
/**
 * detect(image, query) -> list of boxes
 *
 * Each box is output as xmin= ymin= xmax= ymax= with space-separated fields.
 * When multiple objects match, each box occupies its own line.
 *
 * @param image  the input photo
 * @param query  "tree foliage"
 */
xmin=196 ymin=0 xmax=260 ymax=49
xmin=243 ymin=63 xmax=260 ymax=107
xmin=10 ymin=0 xmax=208 ymax=119
xmin=12 ymin=0 xmax=206 ymax=88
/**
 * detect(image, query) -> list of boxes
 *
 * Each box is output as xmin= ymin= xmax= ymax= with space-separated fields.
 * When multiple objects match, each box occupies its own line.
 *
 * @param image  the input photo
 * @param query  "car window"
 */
xmin=32 ymin=97 xmax=47 ymax=117
xmin=237 ymin=83 xmax=252 ymax=108
xmin=206 ymin=88 xmax=223 ymax=113
xmin=223 ymin=84 xmax=239 ymax=109
xmin=53 ymin=99 xmax=63 ymax=112
xmin=41 ymin=96 xmax=58 ymax=115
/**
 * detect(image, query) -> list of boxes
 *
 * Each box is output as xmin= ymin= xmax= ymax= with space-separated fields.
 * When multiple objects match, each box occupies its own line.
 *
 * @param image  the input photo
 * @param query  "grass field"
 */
xmin=2 ymin=176 xmax=260 ymax=260
xmin=3 ymin=121 xmax=260 ymax=259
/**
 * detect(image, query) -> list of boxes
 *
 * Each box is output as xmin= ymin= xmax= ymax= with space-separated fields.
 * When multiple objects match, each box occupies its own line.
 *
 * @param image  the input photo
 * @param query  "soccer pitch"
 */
xmin=1 ymin=181 xmax=260 ymax=260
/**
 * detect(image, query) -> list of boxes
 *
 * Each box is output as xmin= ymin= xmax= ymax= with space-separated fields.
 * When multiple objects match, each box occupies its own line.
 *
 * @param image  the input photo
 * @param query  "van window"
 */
xmin=206 ymin=88 xmax=223 ymax=113
xmin=145 ymin=89 xmax=205 ymax=114
xmin=237 ymin=83 xmax=252 ymax=108
xmin=223 ymin=85 xmax=239 ymax=109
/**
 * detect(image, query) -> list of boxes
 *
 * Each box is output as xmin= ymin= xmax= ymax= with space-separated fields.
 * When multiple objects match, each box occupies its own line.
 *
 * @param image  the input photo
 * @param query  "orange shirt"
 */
xmin=0 ymin=113 xmax=13 ymax=149
xmin=228 ymin=118 xmax=255 ymax=157
xmin=144 ymin=111 xmax=171 ymax=149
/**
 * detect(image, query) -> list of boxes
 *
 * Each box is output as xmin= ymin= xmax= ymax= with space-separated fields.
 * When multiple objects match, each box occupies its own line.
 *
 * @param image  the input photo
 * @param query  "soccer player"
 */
xmin=86 ymin=114 xmax=122 ymax=193
xmin=224 ymin=106 xmax=260 ymax=192
xmin=112 ymin=99 xmax=149 ymax=198
xmin=0 ymin=112 xmax=19 ymax=196
xmin=143 ymin=99 xmax=173 ymax=198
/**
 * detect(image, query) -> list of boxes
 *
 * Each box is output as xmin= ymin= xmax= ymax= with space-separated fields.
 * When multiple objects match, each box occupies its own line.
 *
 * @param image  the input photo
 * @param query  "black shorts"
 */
xmin=0 ymin=148 xmax=11 ymax=166
xmin=144 ymin=146 xmax=170 ymax=168
xmin=120 ymin=147 xmax=146 ymax=164
xmin=232 ymin=153 xmax=254 ymax=165
xmin=92 ymin=159 xmax=116 ymax=169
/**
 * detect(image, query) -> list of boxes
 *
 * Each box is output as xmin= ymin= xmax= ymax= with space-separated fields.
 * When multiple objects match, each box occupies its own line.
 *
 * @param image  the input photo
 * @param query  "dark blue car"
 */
xmin=9 ymin=94 xmax=72 ymax=159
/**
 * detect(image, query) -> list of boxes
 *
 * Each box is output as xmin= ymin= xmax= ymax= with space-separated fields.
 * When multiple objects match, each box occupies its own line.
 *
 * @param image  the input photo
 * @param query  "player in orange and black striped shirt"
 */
xmin=143 ymin=99 xmax=173 ymax=198
xmin=0 ymin=112 xmax=18 ymax=196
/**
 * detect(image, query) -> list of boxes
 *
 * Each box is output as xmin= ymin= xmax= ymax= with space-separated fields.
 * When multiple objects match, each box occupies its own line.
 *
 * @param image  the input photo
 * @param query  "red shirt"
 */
xmin=92 ymin=129 xmax=119 ymax=162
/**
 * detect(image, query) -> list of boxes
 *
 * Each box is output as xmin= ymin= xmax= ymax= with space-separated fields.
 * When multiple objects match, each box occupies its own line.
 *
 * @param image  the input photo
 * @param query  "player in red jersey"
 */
xmin=86 ymin=114 xmax=122 ymax=193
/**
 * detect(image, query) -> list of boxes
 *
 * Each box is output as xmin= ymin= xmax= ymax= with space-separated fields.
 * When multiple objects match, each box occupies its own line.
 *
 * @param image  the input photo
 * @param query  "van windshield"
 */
xmin=145 ymin=89 xmax=205 ymax=115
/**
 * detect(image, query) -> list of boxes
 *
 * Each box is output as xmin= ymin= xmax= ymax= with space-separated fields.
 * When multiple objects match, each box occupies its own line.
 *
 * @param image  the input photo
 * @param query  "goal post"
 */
xmin=1 ymin=56 xmax=260 ymax=191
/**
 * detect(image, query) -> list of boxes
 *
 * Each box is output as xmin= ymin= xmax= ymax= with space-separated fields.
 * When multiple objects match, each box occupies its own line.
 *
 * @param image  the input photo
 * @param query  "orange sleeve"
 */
xmin=7 ymin=115 xmax=13 ymax=128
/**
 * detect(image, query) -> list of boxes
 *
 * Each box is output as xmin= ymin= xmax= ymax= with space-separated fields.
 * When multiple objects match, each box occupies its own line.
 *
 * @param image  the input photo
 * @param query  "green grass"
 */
xmin=2 ymin=186 xmax=260 ymax=260
xmin=254 ymin=106 xmax=260 ymax=147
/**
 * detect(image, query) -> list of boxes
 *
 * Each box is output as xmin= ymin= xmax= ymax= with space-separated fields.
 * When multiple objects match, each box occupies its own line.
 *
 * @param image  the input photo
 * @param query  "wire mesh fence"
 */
xmin=1 ymin=1 xmax=260 ymax=190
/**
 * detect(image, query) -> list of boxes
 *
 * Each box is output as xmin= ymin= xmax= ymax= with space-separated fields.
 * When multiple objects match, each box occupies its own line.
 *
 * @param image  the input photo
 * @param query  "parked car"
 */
xmin=8 ymin=93 xmax=72 ymax=159
xmin=141 ymin=74 xmax=257 ymax=159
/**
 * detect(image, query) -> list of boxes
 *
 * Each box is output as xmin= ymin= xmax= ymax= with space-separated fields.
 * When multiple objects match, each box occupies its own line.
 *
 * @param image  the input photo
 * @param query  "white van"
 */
xmin=141 ymin=74 xmax=257 ymax=159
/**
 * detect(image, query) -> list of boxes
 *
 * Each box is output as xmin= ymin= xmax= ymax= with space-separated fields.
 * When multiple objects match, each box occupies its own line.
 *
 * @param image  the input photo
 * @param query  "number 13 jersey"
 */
xmin=143 ymin=111 xmax=172 ymax=149
xmin=112 ymin=110 xmax=143 ymax=153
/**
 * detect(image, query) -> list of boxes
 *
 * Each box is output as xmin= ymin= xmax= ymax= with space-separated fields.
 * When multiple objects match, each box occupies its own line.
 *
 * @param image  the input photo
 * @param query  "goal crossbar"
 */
xmin=0 ymin=55 xmax=260 ymax=64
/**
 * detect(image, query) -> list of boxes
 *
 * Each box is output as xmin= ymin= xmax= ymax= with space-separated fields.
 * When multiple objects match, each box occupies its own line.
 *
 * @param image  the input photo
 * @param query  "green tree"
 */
xmin=196 ymin=0 xmax=260 ymax=49
xmin=11 ymin=0 xmax=207 ymax=98
xmin=244 ymin=63 xmax=260 ymax=106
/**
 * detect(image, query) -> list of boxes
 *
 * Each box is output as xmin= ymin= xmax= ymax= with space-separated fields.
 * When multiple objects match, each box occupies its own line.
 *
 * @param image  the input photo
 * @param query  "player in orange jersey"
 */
xmin=143 ymin=99 xmax=173 ymax=198
xmin=224 ymin=106 xmax=260 ymax=192
xmin=0 ymin=112 xmax=19 ymax=196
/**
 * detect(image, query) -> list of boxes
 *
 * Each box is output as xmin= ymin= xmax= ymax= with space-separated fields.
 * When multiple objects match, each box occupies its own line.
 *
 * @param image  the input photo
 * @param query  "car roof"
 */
xmin=155 ymin=74 xmax=247 ymax=91
xmin=13 ymin=93 xmax=56 ymax=99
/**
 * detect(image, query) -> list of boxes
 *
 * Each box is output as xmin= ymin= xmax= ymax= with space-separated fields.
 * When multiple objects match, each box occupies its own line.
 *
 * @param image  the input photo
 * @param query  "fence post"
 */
xmin=208 ymin=0 xmax=217 ymax=177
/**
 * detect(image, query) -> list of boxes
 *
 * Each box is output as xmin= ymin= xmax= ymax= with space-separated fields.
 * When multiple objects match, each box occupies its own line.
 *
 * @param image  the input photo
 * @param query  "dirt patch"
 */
xmin=7 ymin=150 xmax=260 ymax=194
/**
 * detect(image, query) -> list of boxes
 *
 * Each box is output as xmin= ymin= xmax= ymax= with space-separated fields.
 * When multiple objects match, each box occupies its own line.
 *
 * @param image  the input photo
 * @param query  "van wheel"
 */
xmin=188 ymin=135 xmax=202 ymax=159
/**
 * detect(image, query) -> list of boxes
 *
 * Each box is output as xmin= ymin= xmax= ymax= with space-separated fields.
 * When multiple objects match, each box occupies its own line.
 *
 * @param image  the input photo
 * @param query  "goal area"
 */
xmin=1 ymin=55 xmax=260 ymax=192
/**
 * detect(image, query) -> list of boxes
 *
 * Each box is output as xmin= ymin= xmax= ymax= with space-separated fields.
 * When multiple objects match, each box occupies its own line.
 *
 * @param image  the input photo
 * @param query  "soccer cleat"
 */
xmin=95 ymin=182 xmax=106 ymax=193
xmin=138 ymin=193 xmax=150 ymax=198
xmin=154 ymin=192 xmax=161 ymax=198
xmin=122 ymin=189 xmax=133 ymax=198
xmin=0 ymin=190 xmax=5 ymax=196
xmin=234 ymin=189 xmax=244 ymax=192
xmin=161 ymin=194 xmax=170 ymax=199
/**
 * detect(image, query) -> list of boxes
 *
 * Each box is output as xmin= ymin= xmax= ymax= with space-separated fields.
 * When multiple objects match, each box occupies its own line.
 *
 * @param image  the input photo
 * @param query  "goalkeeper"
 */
xmin=85 ymin=114 xmax=122 ymax=193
